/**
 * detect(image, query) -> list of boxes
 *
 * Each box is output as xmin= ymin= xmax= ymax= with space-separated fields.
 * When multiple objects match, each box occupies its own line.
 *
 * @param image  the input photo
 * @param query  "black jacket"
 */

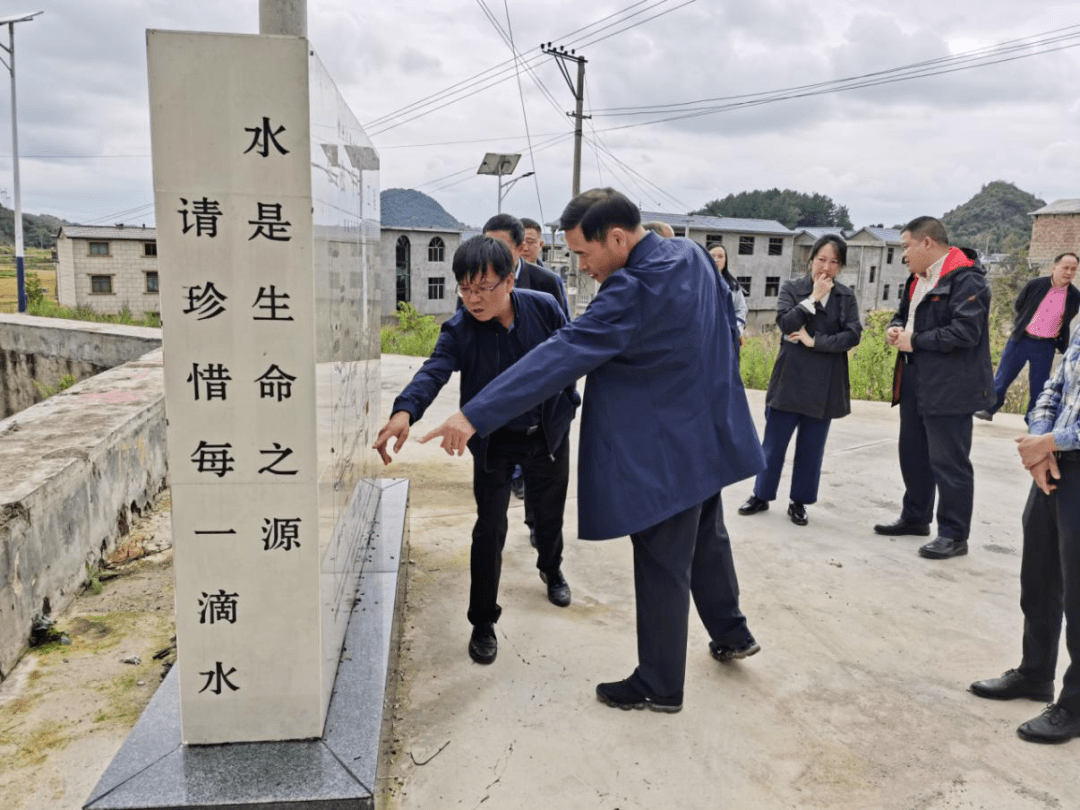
xmin=1009 ymin=275 xmax=1080 ymax=353
xmin=889 ymin=249 xmax=995 ymax=415
xmin=393 ymin=289 xmax=579 ymax=470
xmin=517 ymin=259 xmax=569 ymax=316
xmin=766 ymin=275 xmax=862 ymax=420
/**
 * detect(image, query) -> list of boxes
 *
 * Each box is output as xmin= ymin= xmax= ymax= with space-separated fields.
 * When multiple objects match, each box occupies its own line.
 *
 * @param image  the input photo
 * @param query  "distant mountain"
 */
xmin=0 ymin=206 xmax=70 ymax=250
xmin=940 ymin=181 xmax=1044 ymax=254
xmin=380 ymin=188 xmax=465 ymax=230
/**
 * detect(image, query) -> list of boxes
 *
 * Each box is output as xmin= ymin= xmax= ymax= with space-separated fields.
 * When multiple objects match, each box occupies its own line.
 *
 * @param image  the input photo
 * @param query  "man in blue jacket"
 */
xmin=373 ymin=236 xmax=578 ymax=666
xmin=420 ymin=188 xmax=764 ymax=713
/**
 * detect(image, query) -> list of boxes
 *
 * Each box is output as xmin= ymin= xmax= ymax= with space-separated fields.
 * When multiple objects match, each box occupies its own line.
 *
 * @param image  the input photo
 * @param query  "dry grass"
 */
xmin=0 ymin=248 xmax=57 ymax=313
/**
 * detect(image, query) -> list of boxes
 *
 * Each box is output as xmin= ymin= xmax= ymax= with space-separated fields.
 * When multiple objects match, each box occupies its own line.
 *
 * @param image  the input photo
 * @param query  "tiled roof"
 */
xmin=59 ymin=225 xmax=157 ymax=240
xmin=640 ymin=210 xmax=793 ymax=235
xmin=380 ymin=188 xmax=465 ymax=230
xmin=865 ymin=227 xmax=904 ymax=243
xmin=1031 ymin=199 xmax=1080 ymax=216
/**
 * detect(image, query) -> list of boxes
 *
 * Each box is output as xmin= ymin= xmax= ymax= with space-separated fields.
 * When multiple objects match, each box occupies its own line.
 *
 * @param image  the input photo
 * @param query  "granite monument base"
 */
xmin=84 ymin=479 xmax=409 ymax=810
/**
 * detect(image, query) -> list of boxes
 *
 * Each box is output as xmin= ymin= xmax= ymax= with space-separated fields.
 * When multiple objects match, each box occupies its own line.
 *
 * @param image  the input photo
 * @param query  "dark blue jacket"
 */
xmin=392 ymin=288 xmax=578 ymax=469
xmin=461 ymin=231 xmax=764 ymax=540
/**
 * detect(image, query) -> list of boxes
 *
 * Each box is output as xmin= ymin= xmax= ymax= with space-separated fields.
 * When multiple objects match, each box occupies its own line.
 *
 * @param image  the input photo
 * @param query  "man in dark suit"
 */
xmin=520 ymin=217 xmax=547 ymax=268
xmin=483 ymin=214 xmax=569 ymax=316
xmin=875 ymin=216 xmax=994 ymax=559
xmin=482 ymin=214 xmax=569 ymax=525
xmin=421 ymin=188 xmax=765 ymax=713
xmin=975 ymin=252 xmax=1080 ymax=422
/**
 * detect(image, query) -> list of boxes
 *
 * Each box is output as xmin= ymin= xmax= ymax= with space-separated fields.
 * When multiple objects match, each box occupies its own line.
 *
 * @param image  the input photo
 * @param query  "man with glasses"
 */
xmin=483 ymin=214 xmax=569 ymax=528
xmin=373 ymin=236 xmax=578 ymax=666
xmin=520 ymin=217 xmax=547 ymax=267
xmin=419 ymin=188 xmax=764 ymax=713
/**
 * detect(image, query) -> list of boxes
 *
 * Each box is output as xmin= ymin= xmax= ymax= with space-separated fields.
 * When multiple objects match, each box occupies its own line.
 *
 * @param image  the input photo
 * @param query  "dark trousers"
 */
xmin=753 ymin=406 xmax=832 ymax=504
xmin=628 ymin=492 xmax=751 ymax=698
xmin=468 ymin=429 xmax=569 ymax=626
xmin=990 ymin=335 xmax=1055 ymax=417
xmin=898 ymin=363 xmax=975 ymax=540
xmin=1019 ymin=456 xmax=1080 ymax=712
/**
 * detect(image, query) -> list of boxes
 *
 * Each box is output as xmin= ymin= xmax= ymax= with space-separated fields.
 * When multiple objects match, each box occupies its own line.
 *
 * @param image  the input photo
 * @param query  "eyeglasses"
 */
xmin=456 ymin=277 xmax=506 ymax=297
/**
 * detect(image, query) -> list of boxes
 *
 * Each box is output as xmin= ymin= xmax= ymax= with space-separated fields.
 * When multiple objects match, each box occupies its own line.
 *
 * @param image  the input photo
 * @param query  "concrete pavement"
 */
xmin=377 ymin=353 xmax=1074 ymax=810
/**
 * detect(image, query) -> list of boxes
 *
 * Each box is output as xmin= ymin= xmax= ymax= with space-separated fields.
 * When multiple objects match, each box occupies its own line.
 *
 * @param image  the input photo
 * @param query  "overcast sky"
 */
xmin=2 ymin=0 xmax=1079 ymax=233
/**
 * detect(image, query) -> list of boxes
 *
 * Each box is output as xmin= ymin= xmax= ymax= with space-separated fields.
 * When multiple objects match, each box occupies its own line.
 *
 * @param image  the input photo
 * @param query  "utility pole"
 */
xmin=541 ymin=43 xmax=588 ymax=199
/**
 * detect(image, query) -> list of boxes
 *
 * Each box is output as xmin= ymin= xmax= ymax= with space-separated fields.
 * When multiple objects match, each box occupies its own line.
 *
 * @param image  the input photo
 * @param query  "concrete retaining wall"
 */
xmin=0 ymin=314 xmax=162 ymax=419
xmin=0 ymin=320 xmax=167 ymax=679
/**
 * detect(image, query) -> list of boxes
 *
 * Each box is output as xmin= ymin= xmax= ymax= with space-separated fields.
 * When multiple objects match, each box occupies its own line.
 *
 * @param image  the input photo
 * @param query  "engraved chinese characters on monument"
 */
xmin=149 ymin=31 xmax=380 ymax=744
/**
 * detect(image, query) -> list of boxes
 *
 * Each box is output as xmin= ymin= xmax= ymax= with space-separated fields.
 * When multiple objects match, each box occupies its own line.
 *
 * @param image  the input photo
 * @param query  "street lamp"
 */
xmin=0 ymin=10 xmax=43 ymax=313
xmin=476 ymin=152 xmax=534 ymax=214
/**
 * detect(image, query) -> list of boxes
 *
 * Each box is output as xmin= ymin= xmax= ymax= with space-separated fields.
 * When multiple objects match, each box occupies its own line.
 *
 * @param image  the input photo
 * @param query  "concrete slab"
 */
xmin=375 ymin=353 xmax=1076 ymax=810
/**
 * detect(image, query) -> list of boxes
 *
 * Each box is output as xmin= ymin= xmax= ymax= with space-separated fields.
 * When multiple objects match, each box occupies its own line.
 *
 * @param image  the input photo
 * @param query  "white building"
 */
xmin=55 ymin=225 xmax=159 ymax=316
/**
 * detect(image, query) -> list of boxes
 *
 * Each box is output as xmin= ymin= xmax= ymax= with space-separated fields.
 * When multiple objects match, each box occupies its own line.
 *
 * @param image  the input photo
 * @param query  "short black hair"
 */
xmin=482 ymin=214 xmax=525 ymax=246
xmin=559 ymin=187 xmax=641 ymax=242
xmin=903 ymin=216 xmax=949 ymax=246
xmin=452 ymin=236 xmax=515 ymax=284
xmin=1055 ymin=251 xmax=1079 ymax=264
xmin=809 ymin=234 xmax=847 ymax=268
xmin=520 ymin=217 xmax=542 ymax=233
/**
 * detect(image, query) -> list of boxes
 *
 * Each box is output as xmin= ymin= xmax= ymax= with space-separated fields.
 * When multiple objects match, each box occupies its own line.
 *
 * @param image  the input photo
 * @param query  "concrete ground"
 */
xmin=378 ymin=354 xmax=1075 ymax=810
xmin=4 ymin=353 xmax=1074 ymax=810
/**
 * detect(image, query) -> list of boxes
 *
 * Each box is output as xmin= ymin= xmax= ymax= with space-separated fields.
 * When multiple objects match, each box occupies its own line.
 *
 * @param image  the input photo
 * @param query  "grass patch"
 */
xmin=25 ymin=298 xmax=161 ymax=327
xmin=12 ymin=720 xmax=68 ymax=767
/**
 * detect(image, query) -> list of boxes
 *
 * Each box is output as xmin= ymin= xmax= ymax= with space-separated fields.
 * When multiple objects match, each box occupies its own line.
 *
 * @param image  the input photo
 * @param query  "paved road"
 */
xmin=378 ymin=353 xmax=1074 ymax=810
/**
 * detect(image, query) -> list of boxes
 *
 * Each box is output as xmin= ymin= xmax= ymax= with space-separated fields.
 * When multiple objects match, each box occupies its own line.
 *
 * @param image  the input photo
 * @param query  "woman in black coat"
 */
xmin=738 ymin=234 xmax=863 ymax=526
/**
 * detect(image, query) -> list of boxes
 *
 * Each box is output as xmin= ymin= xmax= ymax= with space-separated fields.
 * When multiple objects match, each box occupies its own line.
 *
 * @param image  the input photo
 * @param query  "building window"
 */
xmin=396 ymin=235 xmax=411 ymax=304
xmin=882 ymin=284 xmax=890 ymax=301
xmin=739 ymin=236 xmax=755 ymax=255
xmin=144 ymin=242 xmax=158 ymax=257
xmin=768 ymin=237 xmax=783 ymax=256
xmin=145 ymin=271 xmax=159 ymax=293
xmin=427 ymin=276 xmax=445 ymax=300
xmin=887 ymin=247 xmax=895 ymax=264
xmin=705 ymin=233 xmax=723 ymax=249
xmin=90 ymin=275 xmax=113 ymax=294
xmin=428 ymin=236 xmax=445 ymax=263
xmin=88 ymin=241 xmax=109 ymax=256
xmin=737 ymin=276 xmax=752 ymax=296
xmin=869 ymin=266 xmax=877 ymax=283
xmin=765 ymin=276 xmax=780 ymax=296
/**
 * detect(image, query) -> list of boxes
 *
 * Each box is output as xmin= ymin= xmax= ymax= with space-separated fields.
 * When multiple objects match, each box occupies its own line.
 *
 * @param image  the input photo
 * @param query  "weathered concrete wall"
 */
xmin=0 ymin=314 xmax=162 ymax=419
xmin=0 ymin=347 xmax=167 ymax=679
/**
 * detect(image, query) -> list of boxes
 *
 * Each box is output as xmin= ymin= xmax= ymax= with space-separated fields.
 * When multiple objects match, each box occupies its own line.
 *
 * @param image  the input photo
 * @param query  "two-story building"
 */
xmin=55 ymin=225 xmax=159 ymax=316
xmin=380 ymin=188 xmax=465 ymax=323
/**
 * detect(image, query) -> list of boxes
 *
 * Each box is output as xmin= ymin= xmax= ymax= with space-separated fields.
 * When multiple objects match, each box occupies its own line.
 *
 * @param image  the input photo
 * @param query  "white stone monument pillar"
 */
xmin=147 ymin=30 xmax=379 ymax=745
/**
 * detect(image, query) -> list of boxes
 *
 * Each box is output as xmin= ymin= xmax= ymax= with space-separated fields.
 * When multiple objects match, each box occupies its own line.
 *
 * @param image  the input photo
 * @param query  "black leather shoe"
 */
xmin=595 ymin=678 xmax=682 ymax=713
xmin=788 ymin=501 xmax=808 ymax=526
xmin=468 ymin=622 xmax=497 ymax=664
xmin=970 ymin=668 xmax=1054 ymax=702
xmin=1017 ymin=704 xmax=1080 ymax=744
xmin=918 ymin=536 xmax=968 ymax=559
xmin=710 ymin=637 xmax=761 ymax=662
xmin=540 ymin=570 xmax=571 ymax=607
xmin=510 ymin=476 xmax=525 ymax=500
xmin=738 ymin=495 xmax=769 ymax=516
xmin=873 ymin=517 xmax=931 ymax=536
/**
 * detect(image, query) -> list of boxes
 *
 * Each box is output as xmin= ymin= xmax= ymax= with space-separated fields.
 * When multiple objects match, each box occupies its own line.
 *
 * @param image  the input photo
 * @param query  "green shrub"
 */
xmin=739 ymin=334 xmax=779 ymax=391
xmin=380 ymin=302 xmax=441 ymax=357
xmin=26 ymin=298 xmax=160 ymax=328
xmin=24 ymin=272 xmax=45 ymax=305
xmin=848 ymin=309 xmax=897 ymax=403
